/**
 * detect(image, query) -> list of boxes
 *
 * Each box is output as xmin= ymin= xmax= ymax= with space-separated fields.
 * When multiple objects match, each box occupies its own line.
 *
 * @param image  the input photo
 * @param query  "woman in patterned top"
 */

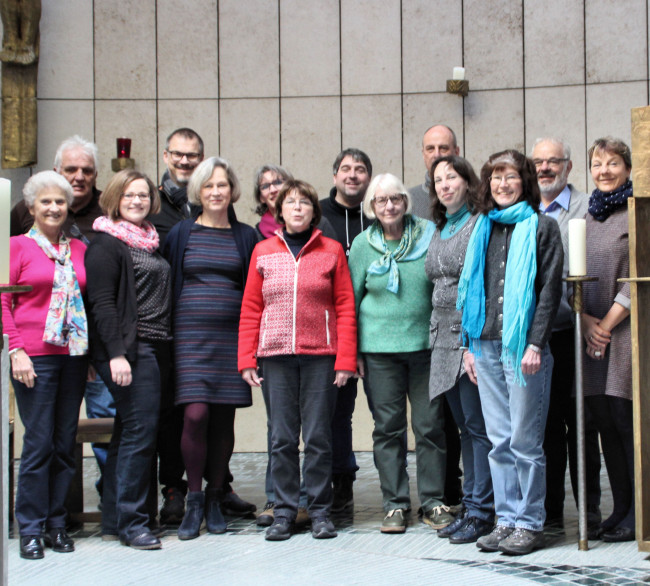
xmin=165 ymin=157 xmax=257 ymax=540
xmin=2 ymin=171 xmax=88 ymax=560
xmin=86 ymin=169 xmax=171 ymax=550
xmin=425 ymin=155 xmax=494 ymax=544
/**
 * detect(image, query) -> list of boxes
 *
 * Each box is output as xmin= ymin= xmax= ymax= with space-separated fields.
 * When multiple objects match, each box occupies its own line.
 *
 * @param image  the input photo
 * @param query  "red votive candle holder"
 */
xmin=117 ymin=138 xmax=132 ymax=159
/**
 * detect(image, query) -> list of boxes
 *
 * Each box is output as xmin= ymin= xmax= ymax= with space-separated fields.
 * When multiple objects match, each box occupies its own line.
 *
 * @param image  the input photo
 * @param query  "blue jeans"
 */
xmin=365 ymin=350 xmax=446 ymax=512
xmin=13 ymin=355 xmax=87 ymax=536
xmin=97 ymin=341 xmax=169 ymax=541
xmin=445 ymin=374 xmax=494 ymax=521
xmin=84 ymin=373 xmax=115 ymax=496
xmin=261 ymin=355 xmax=338 ymax=520
xmin=474 ymin=340 xmax=552 ymax=531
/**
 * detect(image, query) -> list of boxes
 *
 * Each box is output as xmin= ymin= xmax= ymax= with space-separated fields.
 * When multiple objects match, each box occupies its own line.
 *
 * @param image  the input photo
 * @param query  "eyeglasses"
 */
xmin=166 ymin=150 xmax=202 ymax=163
xmin=532 ymin=158 xmax=568 ymax=168
xmin=372 ymin=194 xmax=405 ymax=207
xmin=122 ymin=192 xmax=150 ymax=201
xmin=260 ymin=179 xmax=284 ymax=192
xmin=490 ymin=174 xmax=521 ymax=185
xmin=284 ymin=198 xmax=313 ymax=208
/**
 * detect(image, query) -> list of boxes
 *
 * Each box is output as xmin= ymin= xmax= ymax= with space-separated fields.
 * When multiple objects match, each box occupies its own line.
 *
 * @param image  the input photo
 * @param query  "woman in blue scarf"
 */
xmin=349 ymin=173 xmax=452 ymax=534
xmin=457 ymin=150 xmax=563 ymax=555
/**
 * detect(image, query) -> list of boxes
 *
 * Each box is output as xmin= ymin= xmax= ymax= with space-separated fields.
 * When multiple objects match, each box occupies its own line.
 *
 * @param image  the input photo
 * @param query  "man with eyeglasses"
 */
xmin=11 ymin=134 xmax=103 ymax=239
xmin=408 ymin=124 xmax=460 ymax=220
xmin=531 ymin=137 xmax=601 ymax=535
xmin=149 ymin=127 xmax=205 ymax=249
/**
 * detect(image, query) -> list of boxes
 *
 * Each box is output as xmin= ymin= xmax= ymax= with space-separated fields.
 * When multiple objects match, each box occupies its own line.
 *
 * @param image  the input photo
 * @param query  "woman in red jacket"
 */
xmin=239 ymin=179 xmax=357 ymax=542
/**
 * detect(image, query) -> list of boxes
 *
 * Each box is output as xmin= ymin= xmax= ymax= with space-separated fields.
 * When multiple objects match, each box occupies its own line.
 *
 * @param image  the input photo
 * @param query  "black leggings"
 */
xmin=586 ymin=395 xmax=634 ymax=530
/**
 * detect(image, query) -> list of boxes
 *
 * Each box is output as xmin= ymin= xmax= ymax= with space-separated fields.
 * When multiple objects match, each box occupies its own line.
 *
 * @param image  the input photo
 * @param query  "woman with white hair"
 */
xmin=164 ymin=157 xmax=257 ymax=539
xmin=348 ymin=173 xmax=452 ymax=534
xmin=2 ymin=171 xmax=88 ymax=560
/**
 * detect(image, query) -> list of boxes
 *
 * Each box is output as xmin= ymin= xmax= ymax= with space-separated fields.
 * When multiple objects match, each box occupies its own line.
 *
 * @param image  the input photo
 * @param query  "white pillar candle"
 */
xmin=452 ymin=67 xmax=465 ymax=80
xmin=0 ymin=179 xmax=9 ymax=285
xmin=568 ymin=218 xmax=587 ymax=276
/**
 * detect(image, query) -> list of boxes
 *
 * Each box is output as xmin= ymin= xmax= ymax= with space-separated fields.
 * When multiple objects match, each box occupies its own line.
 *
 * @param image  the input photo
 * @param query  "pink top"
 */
xmin=1 ymin=235 xmax=87 ymax=356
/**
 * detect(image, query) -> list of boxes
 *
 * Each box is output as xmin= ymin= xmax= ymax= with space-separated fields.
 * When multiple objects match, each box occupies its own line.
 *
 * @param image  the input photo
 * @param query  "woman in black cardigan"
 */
xmin=85 ymin=169 xmax=171 ymax=550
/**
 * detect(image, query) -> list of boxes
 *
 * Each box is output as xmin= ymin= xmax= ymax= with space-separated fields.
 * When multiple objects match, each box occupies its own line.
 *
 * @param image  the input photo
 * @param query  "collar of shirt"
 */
xmin=539 ymin=184 xmax=571 ymax=220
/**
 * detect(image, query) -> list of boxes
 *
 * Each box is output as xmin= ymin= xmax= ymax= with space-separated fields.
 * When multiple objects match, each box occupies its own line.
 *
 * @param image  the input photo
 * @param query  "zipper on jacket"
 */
xmin=325 ymin=310 xmax=330 ymax=345
xmin=292 ymin=258 xmax=299 ymax=353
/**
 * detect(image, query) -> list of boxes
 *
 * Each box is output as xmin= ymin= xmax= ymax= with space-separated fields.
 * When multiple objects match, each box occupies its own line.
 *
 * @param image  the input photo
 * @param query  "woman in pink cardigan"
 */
xmin=2 ymin=171 xmax=88 ymax=561
xmin=238 ymin=180 xmax=357 ymax=542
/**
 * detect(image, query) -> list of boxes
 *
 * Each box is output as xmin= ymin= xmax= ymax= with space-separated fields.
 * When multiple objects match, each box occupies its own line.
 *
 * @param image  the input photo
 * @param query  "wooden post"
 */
xmin=629 ymin=106 xmax=650 ymax=550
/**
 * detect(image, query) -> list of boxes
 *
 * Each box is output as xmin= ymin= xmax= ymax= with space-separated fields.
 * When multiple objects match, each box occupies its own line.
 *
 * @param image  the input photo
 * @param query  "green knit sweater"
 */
xmin=348 ymin=223 xmax=434 ymax=353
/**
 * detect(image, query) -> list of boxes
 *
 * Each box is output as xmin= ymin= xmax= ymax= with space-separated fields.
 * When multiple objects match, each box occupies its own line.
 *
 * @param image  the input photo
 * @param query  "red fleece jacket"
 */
xmin=238 ymin=229 xmax=357 ymax=373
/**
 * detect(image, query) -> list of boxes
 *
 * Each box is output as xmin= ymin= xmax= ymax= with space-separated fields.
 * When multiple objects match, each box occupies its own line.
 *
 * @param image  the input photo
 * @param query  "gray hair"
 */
xmin=531 ymin=137 xmax=571 ymax=160
xmin=53 ymin=135 xmax=99 ymax=171
xmin=23 ymin=170 xmax=74 ymax=207
xmin=362 ymin=173 xmax=412 ymax=220
xmin=187 ymin=156 xmax=241 ymax=205
xmin=253 ymin=164 xmax=294 ymax=215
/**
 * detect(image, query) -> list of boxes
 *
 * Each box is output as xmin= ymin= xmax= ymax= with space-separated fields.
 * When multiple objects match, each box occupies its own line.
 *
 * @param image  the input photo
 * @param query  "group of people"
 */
xmin=2 ymin=124 xmax=633 ymax=560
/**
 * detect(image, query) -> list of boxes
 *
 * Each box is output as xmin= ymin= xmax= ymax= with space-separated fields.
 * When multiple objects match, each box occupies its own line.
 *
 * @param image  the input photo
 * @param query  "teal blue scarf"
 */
xmin=366 ymin=215 xmax=434 ymax=294
xmin=456 ymin=201 xmax=538 ymax=385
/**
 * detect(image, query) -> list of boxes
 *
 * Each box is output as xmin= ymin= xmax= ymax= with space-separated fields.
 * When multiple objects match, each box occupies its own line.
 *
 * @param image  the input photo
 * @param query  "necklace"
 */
xmin=445 ymin=205 xmax=470 ymax=235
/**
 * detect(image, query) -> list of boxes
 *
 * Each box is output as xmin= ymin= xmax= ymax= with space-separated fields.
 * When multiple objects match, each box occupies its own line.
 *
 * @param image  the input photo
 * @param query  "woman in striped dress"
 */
xmin=164 ymin=157 xmax=257 ymax=540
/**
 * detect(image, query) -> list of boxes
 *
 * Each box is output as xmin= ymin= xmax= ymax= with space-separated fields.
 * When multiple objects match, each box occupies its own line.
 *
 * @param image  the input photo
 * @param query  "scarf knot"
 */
xmin=588 ymin=179 xmax=632 ymax=221
xmin=93 ymin=216 xmax=160 ymax=252
xmin=365 ymin=215 xmax=434 ymax=294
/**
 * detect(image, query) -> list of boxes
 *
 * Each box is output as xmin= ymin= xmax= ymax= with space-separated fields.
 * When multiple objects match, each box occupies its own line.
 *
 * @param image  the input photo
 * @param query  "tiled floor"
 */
xmin=7 ymin=452 xmax=650 ymax=585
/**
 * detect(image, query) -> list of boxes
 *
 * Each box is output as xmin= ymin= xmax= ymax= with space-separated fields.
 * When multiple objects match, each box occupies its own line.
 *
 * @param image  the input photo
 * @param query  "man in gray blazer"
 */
xmin=532 ymin=137 xmax=601 ymax=534
xmin=408 ymin=125 xmax=459 ymax=220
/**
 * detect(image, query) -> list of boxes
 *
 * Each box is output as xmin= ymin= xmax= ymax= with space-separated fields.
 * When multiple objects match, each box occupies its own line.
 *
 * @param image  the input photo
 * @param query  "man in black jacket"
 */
xmin=319 ymin=148 xmax=372 ymax=512
xmin=149 ymin=128 xmax=204 ymax=249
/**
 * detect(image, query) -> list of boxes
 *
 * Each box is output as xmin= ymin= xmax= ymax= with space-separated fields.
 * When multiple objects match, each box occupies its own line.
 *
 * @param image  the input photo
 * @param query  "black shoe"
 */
xmin=178 ymin=492 xmax=205 ymax=541
xmin=311 ymin=516 xmax=337 ymax=539
xmin=20 ymin=536 xmax=44 ymax=560
xmin=331 ymin=474 xmax=354 ymax=513
xmin=602 ymin=526 xmax=635 ymax=542
xmin=221 ymin=491 xmax=256 ymax=516
xmin=265 ymin=518 xmax=294 ymax=541
xmin=121 ymin=532 xmax=162 ymax=550
xmin=43 ymin=528 xmax=75 ymax=553
xmin=449 ymin=517 xmax=494 ymax=544
xmin=160 ymin=486 xmax=186 ymax=525
xmin=438 ymin=508 xmax=468 ymax=538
